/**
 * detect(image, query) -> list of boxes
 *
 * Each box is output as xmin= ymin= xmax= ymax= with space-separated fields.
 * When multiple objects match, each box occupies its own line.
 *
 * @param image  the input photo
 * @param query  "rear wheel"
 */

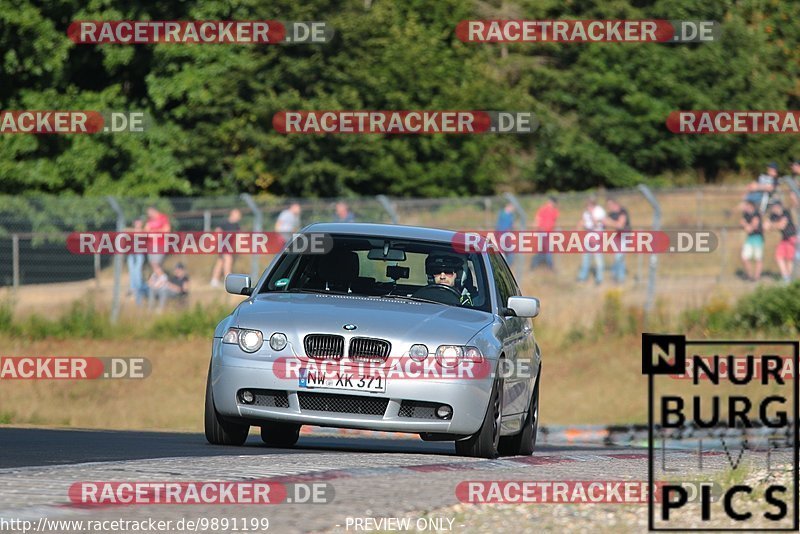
xmin=499 ymin=366 xmax=540 ymax=456
xmin=204 ymin=369 xmax=250 ymax=446
xmin=260 ymin=422 xmax=301 ymax=447
xmin=455 ymin=374 xmax=503 ymax=459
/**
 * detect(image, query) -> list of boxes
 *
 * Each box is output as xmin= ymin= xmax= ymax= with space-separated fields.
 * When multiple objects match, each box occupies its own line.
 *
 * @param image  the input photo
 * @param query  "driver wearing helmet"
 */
xmin=425 ymin=252 xmax=474 ymax=306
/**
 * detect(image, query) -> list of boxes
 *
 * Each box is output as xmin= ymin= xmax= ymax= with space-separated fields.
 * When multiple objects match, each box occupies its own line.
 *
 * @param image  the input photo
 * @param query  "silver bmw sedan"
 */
xmin=205 ymin=223 xmax=541 ymax=459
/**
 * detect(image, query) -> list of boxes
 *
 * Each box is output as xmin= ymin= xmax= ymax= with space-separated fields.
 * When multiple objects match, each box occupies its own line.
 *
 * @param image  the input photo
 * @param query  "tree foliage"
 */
xmin=1 ymin=0 xmax=798 ymax=196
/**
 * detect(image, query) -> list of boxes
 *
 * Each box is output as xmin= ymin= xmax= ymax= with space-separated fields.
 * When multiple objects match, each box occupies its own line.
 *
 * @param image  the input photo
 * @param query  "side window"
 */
xmin=489 ymin=254 xmax=514 ymax=308
xmin=497 ymin=254 xmax=521 ymax=297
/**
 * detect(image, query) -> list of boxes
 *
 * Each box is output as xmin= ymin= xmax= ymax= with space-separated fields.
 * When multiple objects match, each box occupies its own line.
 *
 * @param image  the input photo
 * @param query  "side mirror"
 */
xmin=507 ymin=296 xmax=540 ymax=318
xmin=225 ymin=274 xmax=252 ymax=296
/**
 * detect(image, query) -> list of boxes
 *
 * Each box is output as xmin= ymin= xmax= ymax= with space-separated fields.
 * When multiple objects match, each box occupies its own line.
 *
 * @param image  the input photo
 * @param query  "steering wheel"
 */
xmin=411 ymin=284 xmax=462 ymax=305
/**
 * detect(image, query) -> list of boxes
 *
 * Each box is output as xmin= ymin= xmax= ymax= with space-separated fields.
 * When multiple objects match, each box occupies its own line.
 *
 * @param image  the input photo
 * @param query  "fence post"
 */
xmin=718 ymin=227 xmax=728 ymax=282
xmin=375 ymin=195 xmax=399 ymax=224
xmin=106 ymin=196 xmax=126 ymax=324
xmin=637 ymin=185 xmax=661 ymax=317
xmin=203 ymin=210 xmax=212 ymax=232
xmin=696 ymin=189 xmax=703 ymax=229
xmin=94 ymin=254 xmax=101 ymax=286
xmin=12 ymin=234 xmax=19 ymax=298
xmin=240 ymin=193 xmax=263 ymax=281
xmin=503 ymin=192 xmax=528 ymax=229
xmin=503 ymin=193 xmax=529 ymax=279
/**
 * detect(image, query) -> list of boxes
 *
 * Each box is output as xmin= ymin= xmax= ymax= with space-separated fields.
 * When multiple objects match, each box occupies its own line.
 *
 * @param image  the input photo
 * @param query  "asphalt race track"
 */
xmin=0 ymin=427 xmax=793 ymax=533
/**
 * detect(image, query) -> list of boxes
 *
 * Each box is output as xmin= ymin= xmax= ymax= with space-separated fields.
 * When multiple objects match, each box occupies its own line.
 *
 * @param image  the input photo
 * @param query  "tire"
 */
xmin=204 ymin=369 xmax=249 ymax=446
xmin=499 ymin=366 xmax=540 ymax=456
xmin=455 ymin=374 xmax=504 ymax=459
xmin=260 ymin=422 xmax=301 ymax=447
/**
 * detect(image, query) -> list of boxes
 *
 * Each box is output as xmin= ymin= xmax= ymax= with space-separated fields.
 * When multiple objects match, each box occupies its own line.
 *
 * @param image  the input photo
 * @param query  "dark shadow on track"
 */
xmin=0 ymin=427 xmax=644 ymax=469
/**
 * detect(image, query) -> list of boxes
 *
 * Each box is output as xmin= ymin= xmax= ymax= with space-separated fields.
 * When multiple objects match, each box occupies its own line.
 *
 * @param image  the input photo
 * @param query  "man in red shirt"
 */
xmin=144 ymin=206 xmax=171 ymax=277
xmin=531 ymin=196 xmax=559 ymax=270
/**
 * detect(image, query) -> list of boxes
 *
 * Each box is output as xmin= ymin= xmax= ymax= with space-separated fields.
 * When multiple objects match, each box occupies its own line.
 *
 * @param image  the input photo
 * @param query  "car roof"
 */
xmin=301 ymin=222 xmax=459 ymax=244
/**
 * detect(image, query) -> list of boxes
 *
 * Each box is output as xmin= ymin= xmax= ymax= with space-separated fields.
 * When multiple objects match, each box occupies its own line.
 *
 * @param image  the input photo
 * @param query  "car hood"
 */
xmin=234 ymin=293 xmax=493 ymax=347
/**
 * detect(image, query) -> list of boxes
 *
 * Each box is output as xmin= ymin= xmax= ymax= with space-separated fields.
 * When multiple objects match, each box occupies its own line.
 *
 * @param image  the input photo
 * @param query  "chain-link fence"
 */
xmin=2 ymin=181 xmax=799 ymax=322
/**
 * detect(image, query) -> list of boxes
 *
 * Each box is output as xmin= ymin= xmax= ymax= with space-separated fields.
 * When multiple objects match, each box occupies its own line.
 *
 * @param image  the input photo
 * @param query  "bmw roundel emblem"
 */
xmin=343 ymin=324 xmax=357 ymax=331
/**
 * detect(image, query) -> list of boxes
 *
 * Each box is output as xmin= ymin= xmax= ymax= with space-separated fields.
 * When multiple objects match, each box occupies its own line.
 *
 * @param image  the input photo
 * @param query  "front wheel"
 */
xmin=260 ymin=422 xmax=301 ymax=447
xmin=499 ymin=366 xmax=540 ymax=456
xmin=455 ymin=374 xmax=503 ymax=459
xmin=204 ymin=369 xmax=250 ymax=446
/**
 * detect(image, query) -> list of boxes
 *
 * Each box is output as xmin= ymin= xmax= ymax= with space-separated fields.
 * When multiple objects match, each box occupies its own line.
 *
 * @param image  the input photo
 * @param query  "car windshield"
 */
xmin=260 ymin=234 xmax=492 ymax=312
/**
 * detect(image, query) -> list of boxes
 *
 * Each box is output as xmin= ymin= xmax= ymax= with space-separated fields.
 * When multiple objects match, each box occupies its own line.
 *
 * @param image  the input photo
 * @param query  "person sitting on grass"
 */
xmin=150 ymin=263 xmax=190 ymax=312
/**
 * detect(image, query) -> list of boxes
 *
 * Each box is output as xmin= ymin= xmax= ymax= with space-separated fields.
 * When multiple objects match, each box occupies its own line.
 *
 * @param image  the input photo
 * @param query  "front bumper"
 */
xmin=210 ymin=348 xmax=495 ymax=436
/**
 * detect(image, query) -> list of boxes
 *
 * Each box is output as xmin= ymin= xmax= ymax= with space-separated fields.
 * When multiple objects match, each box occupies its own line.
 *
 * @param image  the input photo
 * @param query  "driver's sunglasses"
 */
xmin=433 ymin=270 xmax=456 ymax=276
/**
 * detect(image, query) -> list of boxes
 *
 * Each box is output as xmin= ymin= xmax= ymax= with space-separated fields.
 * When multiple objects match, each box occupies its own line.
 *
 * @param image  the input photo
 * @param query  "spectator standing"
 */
xmin=127 ymin=218 xmax=146 ymax=305
xmin=604 ymin=198 xmax=631 ymax=283
xmin=746 ymin=163 xmax=779 ymax=213
xmin=739 ymin=201 xmax=764 ymax=282
xmin=576 ymin=196 xmax=605 ymax=285
xmin=144 ymin=206 xmax=171 ymax=277
xmin=334 ymin=202 xmax=355 ymax=223
xmin=764 ymin=201 xmax=797 ymax=283
xmin=275 ymin=202 xmax=302 ymax=244
xmin=791 ymin=160 xmax=800 ymax=182
xmin=211 ymin=208 xmax=243 ymax=287
xmin=495 ymin=202 xmax=516 ymax=266
xmin=531 ymin=196 xmax=559 ymax=271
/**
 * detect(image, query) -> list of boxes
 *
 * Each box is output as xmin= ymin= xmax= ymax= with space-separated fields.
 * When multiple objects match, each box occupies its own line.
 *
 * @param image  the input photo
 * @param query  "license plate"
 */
xmin=299 ymin=368 xmax=386 ymax=393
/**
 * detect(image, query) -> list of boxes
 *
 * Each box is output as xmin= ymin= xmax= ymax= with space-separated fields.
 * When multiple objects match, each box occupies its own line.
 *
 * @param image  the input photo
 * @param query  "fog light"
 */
xmin=270 ymin=332 xmax=288 ymax=351
xmin=436 ymin=405 xmax=453 ymax=420
xmin=240 ymin=390 xmax=255 ymax=404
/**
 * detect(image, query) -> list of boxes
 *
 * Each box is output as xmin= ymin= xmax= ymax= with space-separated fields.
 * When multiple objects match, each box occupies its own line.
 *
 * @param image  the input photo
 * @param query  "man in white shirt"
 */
xmin=577 ymin=196 xmax=606 ymax=284
xmin=275 ymin=203 xmax=302 ymax=244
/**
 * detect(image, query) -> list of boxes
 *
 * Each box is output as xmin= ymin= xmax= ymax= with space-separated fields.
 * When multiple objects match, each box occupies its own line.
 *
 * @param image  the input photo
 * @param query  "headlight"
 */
xmin=435 ymin=345 xmax=483 ymax=367
xmin=409 ymin=344 xmax=429 ymax=362
xmin=239 ymin=329 xmax=264 ymax=353
xmin=222 ymin=328 xmax=264 ymax=353
xmin=270 ymin=332 xmax=288 ymax=351
xmin=435 ymin=345 xmax=463 ymax=368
